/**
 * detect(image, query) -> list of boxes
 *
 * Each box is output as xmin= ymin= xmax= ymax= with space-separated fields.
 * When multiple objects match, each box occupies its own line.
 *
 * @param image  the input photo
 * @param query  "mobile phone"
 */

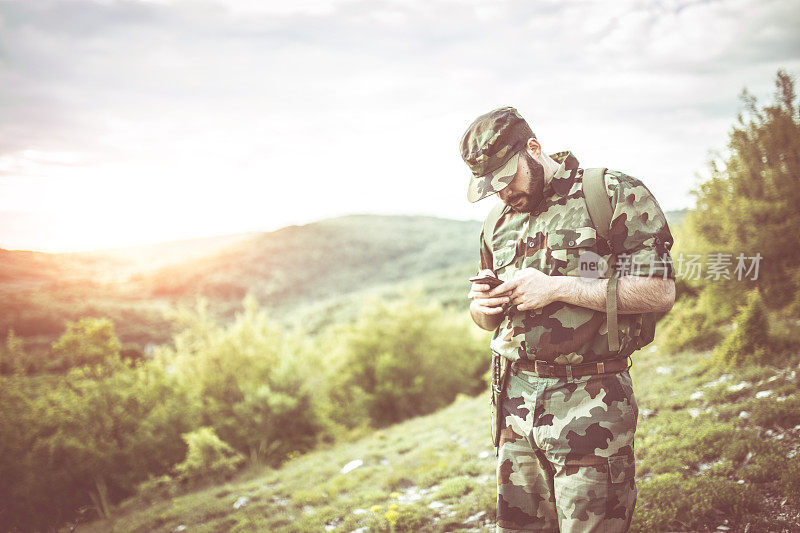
xmin=469 ymin=274 xmax=503 ymax=289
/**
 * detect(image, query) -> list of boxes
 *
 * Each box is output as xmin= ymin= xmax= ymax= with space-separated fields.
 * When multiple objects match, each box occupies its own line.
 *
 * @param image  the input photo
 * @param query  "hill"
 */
xmin=0 ymin=209 xmax=685 ymax=353
xmin=0 ymin=215 xmax=480 ymax=350
xmin=77 ymin=346 xmax=800 ymax=532
xmin=129 ymin=214 xmax=482 ymax=316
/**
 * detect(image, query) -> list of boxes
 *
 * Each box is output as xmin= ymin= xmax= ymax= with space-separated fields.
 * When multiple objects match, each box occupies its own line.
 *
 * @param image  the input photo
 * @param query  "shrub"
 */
xmin=319 ymin=291 xmax=487 ymax=428
xmin=49 ymin=317 xmax=123 ymax=372
xmin=712 ymin=290 xmax=772 ymax=367
xmin=658 ymin=297 xmax=723 ymax=353
xmin=136 ymin=474 xmax=175 ymax=503
xmin=658 ymin=280 xmax=746 ymax=353
xmin=0 ymin=360 xmax=199 ymax=530
xmin=1 ymin=329 xmax=29 ymax=375
xmin=173 ymin=427 xmax=245 ymax=489
xmin=161 ymin=294 xmax=324 ymax=465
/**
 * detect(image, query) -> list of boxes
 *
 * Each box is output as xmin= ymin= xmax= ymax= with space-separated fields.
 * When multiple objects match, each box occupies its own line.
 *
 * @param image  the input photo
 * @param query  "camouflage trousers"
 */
xmin=496 ymin=366 xmax=638 ymax=532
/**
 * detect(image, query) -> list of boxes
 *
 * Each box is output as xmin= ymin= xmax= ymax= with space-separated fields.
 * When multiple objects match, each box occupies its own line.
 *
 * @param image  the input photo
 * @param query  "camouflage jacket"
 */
xmin=477 ymin=151 xmax=675 ymax=365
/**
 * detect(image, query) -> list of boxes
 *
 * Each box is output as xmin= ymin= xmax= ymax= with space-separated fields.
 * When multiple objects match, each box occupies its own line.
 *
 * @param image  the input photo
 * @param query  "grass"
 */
xmin=79 ymin=345 xmax=800 ymax=532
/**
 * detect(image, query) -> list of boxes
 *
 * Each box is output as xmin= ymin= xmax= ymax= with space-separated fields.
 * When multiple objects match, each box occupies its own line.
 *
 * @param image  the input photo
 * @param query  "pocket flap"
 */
xmin=492 ymin=245 xmax=517 ymax=269
xmin=548 ymin=227 xmax=598 ymax=250
xmin=608 ymin=453 xmax=635 ymax=484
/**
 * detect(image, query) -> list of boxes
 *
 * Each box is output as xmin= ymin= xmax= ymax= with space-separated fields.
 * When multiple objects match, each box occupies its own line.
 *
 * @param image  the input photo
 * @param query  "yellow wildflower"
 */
xmin=385 ymin=509 xmax=400 ymax=524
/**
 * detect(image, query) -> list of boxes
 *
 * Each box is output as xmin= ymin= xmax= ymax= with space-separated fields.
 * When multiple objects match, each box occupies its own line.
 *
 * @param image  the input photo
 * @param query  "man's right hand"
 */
xmin=469 ymin=269 xmax=510 ymax=314
xmin=468 ymin=269 xmax=510 ymax=330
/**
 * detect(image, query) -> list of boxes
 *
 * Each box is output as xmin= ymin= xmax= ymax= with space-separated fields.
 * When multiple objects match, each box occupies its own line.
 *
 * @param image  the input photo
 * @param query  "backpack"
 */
xmin=481 ymin=167 xmax=657 ymax=354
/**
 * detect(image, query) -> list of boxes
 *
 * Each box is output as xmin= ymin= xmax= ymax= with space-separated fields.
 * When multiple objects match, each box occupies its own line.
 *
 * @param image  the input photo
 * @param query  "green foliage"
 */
xmin=633 ymin=473 xmax=760 ymax=531
xmin=0 ymin=290 xmax=494 ymax=530
xmin=319 ymin=291 xmax=488 ymax=428
xmin=658 ymin=281 xmax=742 ymax=353
xmin=288 ymin=261 xmax=477 ymax=335
xmin=142 ymin=215 xmax=482 ymax=311
xmin=1 ymin=328 xmax=30 ymax=375
xmin=433 ymin=476 xmax=476 ymax=501
xmin=50 ymin=317 xmax=123 ymax=372
xmin=744 ymin=394 xmax=800 ymax=429
xmin=779 ymin=459 xmax=800 ymax=505
xmin=172 ymin=427 xmax=245 ymax=488
xmin=689 ymin=69 xmax=800 ymax=308
xmin=136 ymin=474 xmax=175 ymax=503
xmin=0 ymin=361 xmax=199 ymax=530
xmin=67 ymin=329 xmax=800 ymax=533
xmin=712 ymin=290 xmax=772 ymax=367
xmin=658 ymin=297 xmax=722 ymax=352
xmin=160 ymin=294 xmax=324 ymax=465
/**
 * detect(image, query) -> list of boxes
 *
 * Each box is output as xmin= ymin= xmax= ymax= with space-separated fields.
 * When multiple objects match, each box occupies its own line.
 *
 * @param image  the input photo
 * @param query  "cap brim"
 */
xmin=467 ymin=150 xmax=521 ymax=203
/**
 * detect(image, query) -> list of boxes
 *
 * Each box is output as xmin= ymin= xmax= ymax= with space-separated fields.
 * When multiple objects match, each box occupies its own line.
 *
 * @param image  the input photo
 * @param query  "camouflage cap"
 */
xmin=460 ymin=106 xmax=534 ymax=203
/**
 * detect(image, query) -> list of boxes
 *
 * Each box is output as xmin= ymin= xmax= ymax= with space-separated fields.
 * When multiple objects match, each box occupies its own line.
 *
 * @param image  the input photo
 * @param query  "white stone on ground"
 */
xmin=233 ymin=496 xmax=250 ymax=510
xmin=340 ymin=459 xmax=363 ymax=474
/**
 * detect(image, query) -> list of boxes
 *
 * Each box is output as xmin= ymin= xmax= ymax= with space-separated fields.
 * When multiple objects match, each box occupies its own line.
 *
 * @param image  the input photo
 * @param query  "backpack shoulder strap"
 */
xmin=482 ymin=201 xmax=508 ymax=253
xmin=582 ymin=168 xmax=612 ymax=243
xmin=581 ymin=168 xmax=622 ymax=352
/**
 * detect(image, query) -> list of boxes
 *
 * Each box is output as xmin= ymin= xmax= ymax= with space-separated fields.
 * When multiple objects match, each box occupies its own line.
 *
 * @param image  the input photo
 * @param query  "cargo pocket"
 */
xmin=554 ymin=453 xmax=636 ymax=530
xmin=608 ymin=453 xmax=635 ymax=485
xmin=606 ymin=452 xmax=637 ymax=530
xmin=546 ymin=227 xmax=602 ymax=277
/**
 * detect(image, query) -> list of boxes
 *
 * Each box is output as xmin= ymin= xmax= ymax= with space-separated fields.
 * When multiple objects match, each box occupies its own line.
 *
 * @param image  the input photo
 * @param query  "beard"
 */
xmin=507 ymin=151 xmax=546 ymax=213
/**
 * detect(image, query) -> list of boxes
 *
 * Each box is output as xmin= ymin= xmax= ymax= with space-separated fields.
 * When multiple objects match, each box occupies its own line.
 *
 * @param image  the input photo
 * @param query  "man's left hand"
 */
xmin=487 ymin=267 xmax=563 ymax=311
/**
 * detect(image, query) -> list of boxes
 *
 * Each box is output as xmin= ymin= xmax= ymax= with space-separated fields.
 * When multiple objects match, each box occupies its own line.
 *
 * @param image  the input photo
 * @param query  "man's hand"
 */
xmin=488 ymin=267 xmax=562 ymax=312
xmin=469 ymin=269 xmax=511 ymax=315
xmin=468 ymin=269 xmax=511 ymax=331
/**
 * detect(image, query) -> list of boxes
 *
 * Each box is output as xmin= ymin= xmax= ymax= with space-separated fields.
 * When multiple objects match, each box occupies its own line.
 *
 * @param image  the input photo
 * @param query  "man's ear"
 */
xmin=526 ymin=137 xmax=541 ymax=158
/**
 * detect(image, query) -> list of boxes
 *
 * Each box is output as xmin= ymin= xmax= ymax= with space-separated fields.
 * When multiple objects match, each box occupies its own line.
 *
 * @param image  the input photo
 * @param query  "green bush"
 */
xmin=657 ymin=280 xmax=747 ymax=354
xmin=136 ymin=474 xmax=175 ymax=503
xmin=160 ymin=294 xmax=324 ymax=465
xmin=712 ymin=290 xmax=772 ymax=367
xmin=172 ymin=427 xmax=245 ymax=488
xmin=658 ymin=297 xmax=723 ymax=353
xmin=0 ymin=329 xmax=30 ymax=375
xmin=0 ymin=360 xmax=199 ymax=531
xmin=318 ymin=291 xmax=488 ymax=428
xmin=49 ymin=317 xmax=123 ymax=372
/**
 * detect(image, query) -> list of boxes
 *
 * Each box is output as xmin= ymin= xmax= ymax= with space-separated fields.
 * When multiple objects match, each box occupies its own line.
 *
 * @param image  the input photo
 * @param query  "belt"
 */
xmin=510 ymin=356 xmax=631 ymax=379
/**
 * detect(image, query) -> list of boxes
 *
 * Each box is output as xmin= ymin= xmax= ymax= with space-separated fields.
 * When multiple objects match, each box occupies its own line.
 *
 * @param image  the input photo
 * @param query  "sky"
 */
xmin=1 ymin=0 xmax=799 ymax=252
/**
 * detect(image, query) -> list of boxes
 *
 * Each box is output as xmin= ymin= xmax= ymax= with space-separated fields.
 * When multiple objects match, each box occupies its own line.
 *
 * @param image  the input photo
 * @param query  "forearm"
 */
xmin=470 ymin=300 xmax=504 ymax=331
xmin=555 ymin=275 xmax=675 ymax=314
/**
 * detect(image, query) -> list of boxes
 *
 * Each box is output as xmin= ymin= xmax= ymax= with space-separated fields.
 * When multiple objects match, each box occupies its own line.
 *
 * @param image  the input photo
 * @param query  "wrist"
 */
xmin=553 ymin=275 xmax=574 ymax=302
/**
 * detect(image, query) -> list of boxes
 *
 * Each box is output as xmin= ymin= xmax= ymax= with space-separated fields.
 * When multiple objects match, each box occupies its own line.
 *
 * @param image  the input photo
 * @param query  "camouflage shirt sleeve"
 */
xmin=478 ymin=228 xmax=493 ymax=274
xmin=606 ymin=170 xmax=676 ymax=280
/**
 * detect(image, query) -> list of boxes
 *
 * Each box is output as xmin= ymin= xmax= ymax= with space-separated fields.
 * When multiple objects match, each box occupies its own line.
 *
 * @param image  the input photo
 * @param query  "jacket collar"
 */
xmin=543 ymin=150 xmax=580 ymax=198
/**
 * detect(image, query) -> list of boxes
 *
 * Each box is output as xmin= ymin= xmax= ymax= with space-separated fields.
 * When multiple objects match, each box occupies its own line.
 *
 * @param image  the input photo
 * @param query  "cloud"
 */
xmin=0 ymin=0 xmax=799 ymax=250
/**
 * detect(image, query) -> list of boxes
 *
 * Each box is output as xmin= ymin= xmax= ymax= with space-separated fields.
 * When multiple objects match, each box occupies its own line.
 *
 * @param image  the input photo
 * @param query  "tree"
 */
xmin=321 ymin=291 xmax=488 ymax=427
xmin=160 ymin=294 xmax=324 ymax=465
xmin=50 ymin=317 xmax=123 ymax=371
xmin=1 ymin=329 xmax=28 ymax=375
xmin=690 ymin=69 xmax=800 ymax=308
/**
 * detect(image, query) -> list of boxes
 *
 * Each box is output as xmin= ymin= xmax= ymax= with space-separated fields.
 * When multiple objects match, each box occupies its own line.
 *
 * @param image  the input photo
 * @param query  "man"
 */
xmin=461 ymin=107 xmax=675 ymax=532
